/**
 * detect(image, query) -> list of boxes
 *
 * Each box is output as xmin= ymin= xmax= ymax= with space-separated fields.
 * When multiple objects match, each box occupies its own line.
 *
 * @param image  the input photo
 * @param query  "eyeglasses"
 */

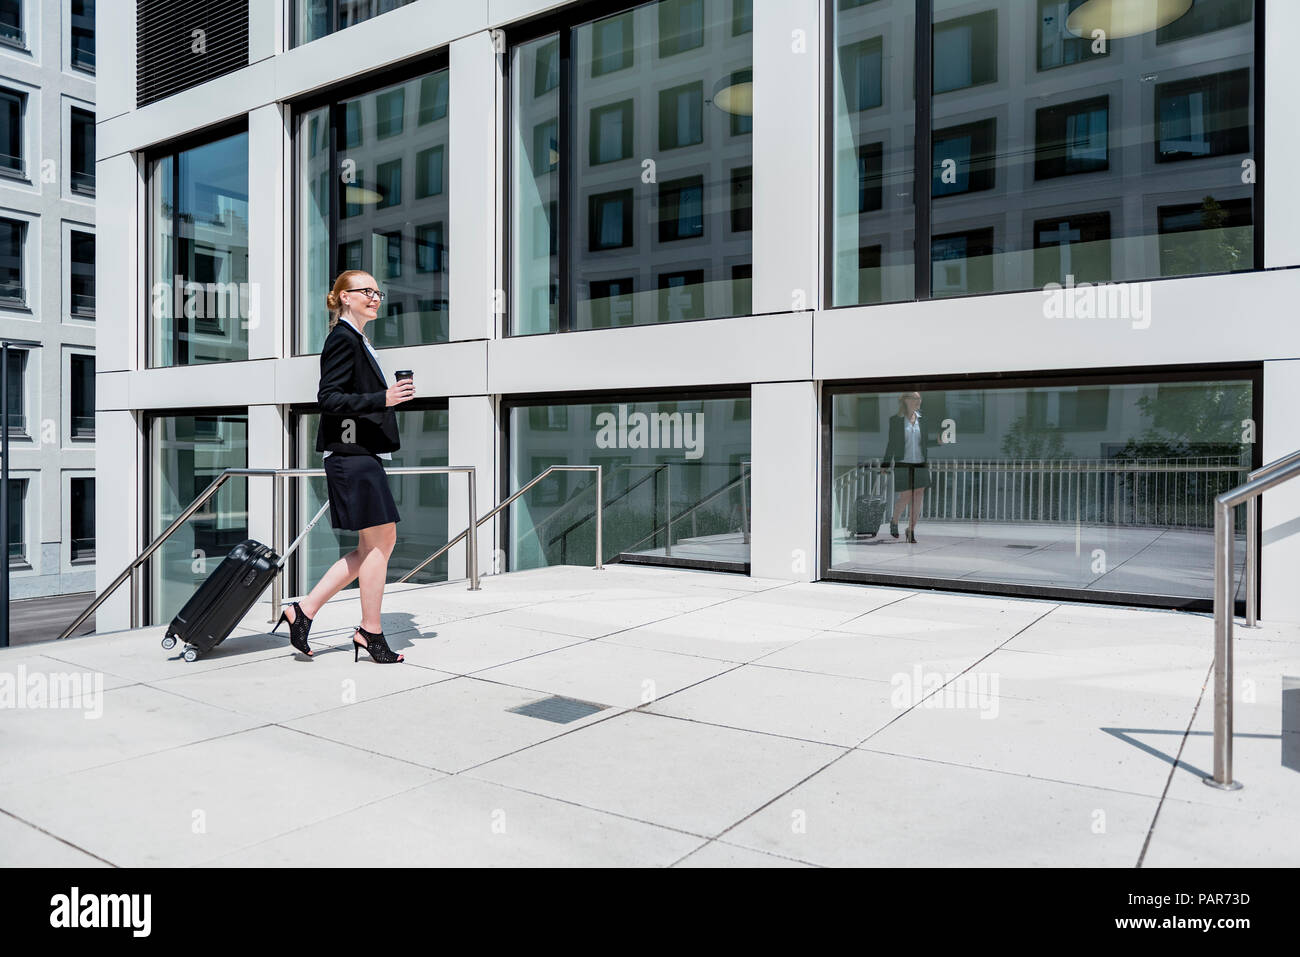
xmin=345 ymin=287 xmax=386 ymax=303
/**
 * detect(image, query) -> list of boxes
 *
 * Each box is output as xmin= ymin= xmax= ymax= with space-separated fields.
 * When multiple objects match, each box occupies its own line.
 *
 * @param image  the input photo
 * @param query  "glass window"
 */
xmin=6 ymin=477 xmax=24 ymax=565
xmin=922 ymin=0 xmax=1255 ymax=298
xmin=70 ymin=106 xmax=95 ymax=194
xmin=1156 ymin=0 xmax=1252 ymax=44
xmin=1037 ymin=0 xmax=1109 ymax=71
xmin=0 ymin=217 xmax=23 ymax=303
xmin=71 ymin=0 xmax=95 ymax=72
xmin=507 ymin=394 xmax=750 ymax=571
xmin=148 ymin=412 xmax=248 ymax=624
xmin=933 ymin=10 xmax=997 ymax=94
xmin=830 ymin=0 xmax=914 ymax=307
xmin=732 ymin=0 xmax=751 ymax=35
xmin=1035 ymin=96 xmax=1108 ymax=179
xmin=295 ymin=0 xmax=417 ymax=46
xmin=70 ymin=476 xmax=94 ymax=563
xmin=1 ymin=89 xmax=22 ymax=176
xmin=589 ymin=100 xmax=634 ymax=165
xmin=296 ymin=66 xmax=450 ymax=354
xmin=294 ymin=405 xmax=449 ymax=591
xmin=730 ymin=165 xmax=751 ymax=231
xmin=0 ymin=0 xmax=21 ymax=48
xmin=149 ymin=129 xmax=251 ymax=366
xmin=70 ymin=353 xmax=94 ymax=438
xmin=4 ymin=347 xmax=24 ymax=434
xmin=826 ymin=376 xmax=1255 ymax=604
xmin=70 ymin=230 xmax=94 ymax=317
xmin=511 ymin=0 xmax=753 ymax=335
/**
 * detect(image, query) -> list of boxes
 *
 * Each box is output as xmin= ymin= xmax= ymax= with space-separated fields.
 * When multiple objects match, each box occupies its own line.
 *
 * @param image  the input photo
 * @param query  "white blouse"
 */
xmin=322 ymin=315 xmax=393 ymax=461
xmin=902 ymin=413 xmax=923 ymax=464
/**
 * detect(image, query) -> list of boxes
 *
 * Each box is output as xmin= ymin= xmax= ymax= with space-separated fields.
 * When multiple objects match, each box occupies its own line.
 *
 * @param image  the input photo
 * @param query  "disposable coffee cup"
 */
xmin=395 ymin=370 xmax=413 ymax=382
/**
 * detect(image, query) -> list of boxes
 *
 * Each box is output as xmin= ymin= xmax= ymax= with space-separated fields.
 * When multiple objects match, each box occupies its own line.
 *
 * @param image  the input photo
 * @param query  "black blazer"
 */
xmin=315 ymin=320 xmax=400 ymax=455
xmin=882 ymin=414 xmax=930 ymax=466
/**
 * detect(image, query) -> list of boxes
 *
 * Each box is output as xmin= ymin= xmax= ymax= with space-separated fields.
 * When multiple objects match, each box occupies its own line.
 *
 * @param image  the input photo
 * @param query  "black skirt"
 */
xmin=894 ymin=464 xmax=931 ymax=492
xmin=324 ymin=453 xmax=401 ymax=531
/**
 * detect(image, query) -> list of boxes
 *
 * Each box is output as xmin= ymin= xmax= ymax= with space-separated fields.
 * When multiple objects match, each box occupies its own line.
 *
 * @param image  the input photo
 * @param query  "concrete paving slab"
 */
xmin=0 ymin=811 xmax=111 ymax=867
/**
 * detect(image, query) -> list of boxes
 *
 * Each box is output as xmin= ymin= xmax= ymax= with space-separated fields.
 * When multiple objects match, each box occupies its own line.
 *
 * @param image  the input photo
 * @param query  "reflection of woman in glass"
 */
xmin=882 ymin=392 xmax=930 ymax=543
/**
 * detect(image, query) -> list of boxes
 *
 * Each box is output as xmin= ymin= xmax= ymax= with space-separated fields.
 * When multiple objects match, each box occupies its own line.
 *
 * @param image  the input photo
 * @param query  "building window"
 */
xmin=932 ymin=118 xmax=997 ymax=197
xmin=658 ymin=81 xmax=704 ymax=150
xmin=1 ymin=89 xmax=23 ymax=177
xmin=1156 ymin=69 xmax=1251 ymax=162
xmin=826 ymin=375 xmax=1253 ymax=605
xmin=296 ymin=64 xmax=450 ymax=354
xmin=148 ymin=127 xmax=250 ymax=366
xmin=70 ymin=230 xmax=94 ymax=317
xmin=659 ymin=175 xmax=704 ymax=242
xmin=589 ymin=189 xmax=634 ymax=251
xmin=855 ymin=143 xmax=883 ymax=213
xmin=0 ymin=217 xmax=23 ymax=304
xmin=4 ymin=347 xmax=24 ymax=435
xmin=933 ymin=10 xmax=997 ymax=94
xmin=70 ymin=107 xmax=95 ymax=194
xmin=732 ymin=0 xmax=751 ymax=35
xmin=6 ymin=477 xmax=24 ymax=565
xmin=590 ymin=100 xmax=634 ymax=165
xmin=71 ymin=0 xmax=95 ymax=72
xmin=592 ymin=11 xmax=634 ymax=76
xmin=70 ymin=353 xmax=95 ymax=438
xmin=70 ymin=477 xmax=94 ymax=563
xmin=148 ymin=412 xmax=248 ymax=623
xmin=1035 ymin=96 xmax=1108 ymax=179
xmin=1158 ymin=197 xmax=1253 ymax=276
xmin=1037 ymin=0 xmax=1109 ymax=71
xmin=294 ymin=0 xmax=417 ymax=46
xmin=0 ymin=0 xmax=22 ymax=48
xmin=730 ymin=165 xmax=751 ymax=232
xmin=507 ymin=393 xmax=750 ymax=571
xmin=931 ymin=227 xmax=994 ymax=297
xmin=1033 ymin=212 xmax=1112 ymax=286
xmin=840 ymin=36 xmax=883 ymax=112
xmin=1157 ymin=0 xmax=1252 ymax=44
xmin=658 ymin=269 xmax=705 ymax=321
xmin=511 ymin=1 xmax=752 ymax=335
xmin=659 ymin=0 xmax=704 ymax=57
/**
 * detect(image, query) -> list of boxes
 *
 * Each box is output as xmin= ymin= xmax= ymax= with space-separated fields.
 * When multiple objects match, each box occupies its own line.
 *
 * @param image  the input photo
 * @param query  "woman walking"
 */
xmin=273 ymin=270 xmax=415 ymax=662
xmin=882 ymin=391 xmax=930 ymax=543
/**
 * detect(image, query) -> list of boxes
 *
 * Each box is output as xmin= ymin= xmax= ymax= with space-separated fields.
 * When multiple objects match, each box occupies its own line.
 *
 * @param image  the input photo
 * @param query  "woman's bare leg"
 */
xmin=294 ymin=548 xmax=365 ymax=622
xmin=355 ymin=522 xmax=397 ymax=635
xmin=892 ymin=490 xmax=909 ymax=523
xmin=908 ymin=488 xmax=925 ymax=529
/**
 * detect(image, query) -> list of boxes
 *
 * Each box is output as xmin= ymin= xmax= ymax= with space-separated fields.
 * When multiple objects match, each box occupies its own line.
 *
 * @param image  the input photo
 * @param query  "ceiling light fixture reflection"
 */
xmin=711 ymin=69 xmax=752 ymax=116
xmin=1066 ymin=0 xmax=1194 ymax=40
xmin=344 ymin=185 xmax=385 ymax=205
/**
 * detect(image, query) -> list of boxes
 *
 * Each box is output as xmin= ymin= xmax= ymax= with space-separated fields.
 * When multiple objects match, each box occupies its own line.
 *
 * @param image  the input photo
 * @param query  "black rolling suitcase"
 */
xmin=162 ymin=540 xmax=280 ymax=662
xmin=855 ymin=496 xmax=887 ymax=537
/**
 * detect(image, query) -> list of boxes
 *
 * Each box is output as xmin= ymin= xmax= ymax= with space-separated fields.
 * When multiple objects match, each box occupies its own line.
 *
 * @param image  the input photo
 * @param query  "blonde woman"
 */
xmin=272 ymin=270 xmax=415 ymax=663
xmin=881 ymin=391 xmax=930 ymax=543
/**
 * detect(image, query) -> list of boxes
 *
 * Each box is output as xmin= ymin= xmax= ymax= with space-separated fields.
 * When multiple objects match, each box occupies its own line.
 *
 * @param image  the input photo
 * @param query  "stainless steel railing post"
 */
xmin=1245 ymin=496 xmax=1258 ymax=628
xmin=271 ymin=473 xmax=284 ymax=622
xmin=467 ymin=468 xmax=479 ymax=591
xmin=594 ymin=465 xmax=604 ymax=570
xmin=1206 ymin=499 xmax=1242 ymax=790
xmin=129 ymin=565 xmax=139 ymax=630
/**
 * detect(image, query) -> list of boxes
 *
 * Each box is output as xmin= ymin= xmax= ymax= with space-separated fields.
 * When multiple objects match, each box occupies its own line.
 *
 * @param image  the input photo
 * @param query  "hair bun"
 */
xmin=326 ymin=291 xmax=340 ymax=312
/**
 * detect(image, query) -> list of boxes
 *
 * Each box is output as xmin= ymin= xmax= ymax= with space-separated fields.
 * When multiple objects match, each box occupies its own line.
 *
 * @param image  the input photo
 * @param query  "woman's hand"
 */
xmin=385 ymin=379 xmax=416 ymax=407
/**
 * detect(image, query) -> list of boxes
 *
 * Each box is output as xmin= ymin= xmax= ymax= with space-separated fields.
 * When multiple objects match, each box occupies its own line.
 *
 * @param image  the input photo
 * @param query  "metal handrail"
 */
xmin=1206 ymin=449 xmax=1300 ymax=790
xmin=397 ymin=465 xmax=604 ymax=583
xmin=620 ymin=463 xmax=751 ymax=557
xmin=58 ymin=466 xmax=480 ymax=641
xmin=542 ymin=464 xmax=667 ymax=552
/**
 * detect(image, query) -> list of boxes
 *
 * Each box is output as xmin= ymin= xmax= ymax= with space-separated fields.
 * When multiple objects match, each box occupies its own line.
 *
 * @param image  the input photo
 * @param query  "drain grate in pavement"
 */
xmin=508 ymin=695 xmax=608 ymax=724
xmin=1005 ymin=544 xmax=1037 ymax=549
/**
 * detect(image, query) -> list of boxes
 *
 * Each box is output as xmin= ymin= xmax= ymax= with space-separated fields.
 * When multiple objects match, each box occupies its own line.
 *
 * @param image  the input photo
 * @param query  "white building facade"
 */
xmin=1 ymin=0 xmax=97 ymax=599
xmin=94 ymin=0 xmax=1300 ymax=632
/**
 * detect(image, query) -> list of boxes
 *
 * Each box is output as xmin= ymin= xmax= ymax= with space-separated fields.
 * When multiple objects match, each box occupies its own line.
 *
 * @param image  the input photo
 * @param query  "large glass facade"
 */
xmin=831 ymin=0 xmax=1257 ymax=305
xmin=826 ymin=374 xmax=1255 ymax=604
xmin=507 ymin=394 xmax=751 ymax=570
xmin=148 ymin=412 xmax=248 ymax=624
xmin=296 ymin=64 xmax=450 ymax=355
xmin=148 ymin=129 xmax=251 ymax=366
xmin=293 ymin=404 xmax=450 ymax=594
xmin=510 ymin=0 xmax=753 ymax=335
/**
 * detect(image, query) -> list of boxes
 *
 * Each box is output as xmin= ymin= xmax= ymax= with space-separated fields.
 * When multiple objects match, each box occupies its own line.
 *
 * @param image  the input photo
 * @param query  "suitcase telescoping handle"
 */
xmin=277 ymin=499 xmax=332 ymax=570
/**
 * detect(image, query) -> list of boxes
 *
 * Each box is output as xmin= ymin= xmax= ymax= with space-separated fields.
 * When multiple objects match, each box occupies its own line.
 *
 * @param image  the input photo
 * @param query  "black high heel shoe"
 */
xmin=273 ymin=601 xmax=314 ymax=657
xmin=906 ymin=527 xmax=917 ymax=544
xmin=353 ymin=625 xmax=403 ymax=664
xmin=890 ymin=520 xmax=900 ymax=539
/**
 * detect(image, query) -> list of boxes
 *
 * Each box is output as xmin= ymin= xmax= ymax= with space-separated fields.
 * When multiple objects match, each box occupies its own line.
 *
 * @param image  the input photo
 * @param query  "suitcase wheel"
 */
xmin=161 ymin=634 xmax=177 ymax=651
xmin=182 ymin=646 xmax=199 ymax=663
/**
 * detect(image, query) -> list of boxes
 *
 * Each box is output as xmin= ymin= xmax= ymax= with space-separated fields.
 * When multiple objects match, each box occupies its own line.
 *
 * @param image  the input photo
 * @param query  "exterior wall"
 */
xmin=94 ymin=0 xmax=1300 ymax=631
xmin=1 ymin=0 xmax=96 ymax=599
